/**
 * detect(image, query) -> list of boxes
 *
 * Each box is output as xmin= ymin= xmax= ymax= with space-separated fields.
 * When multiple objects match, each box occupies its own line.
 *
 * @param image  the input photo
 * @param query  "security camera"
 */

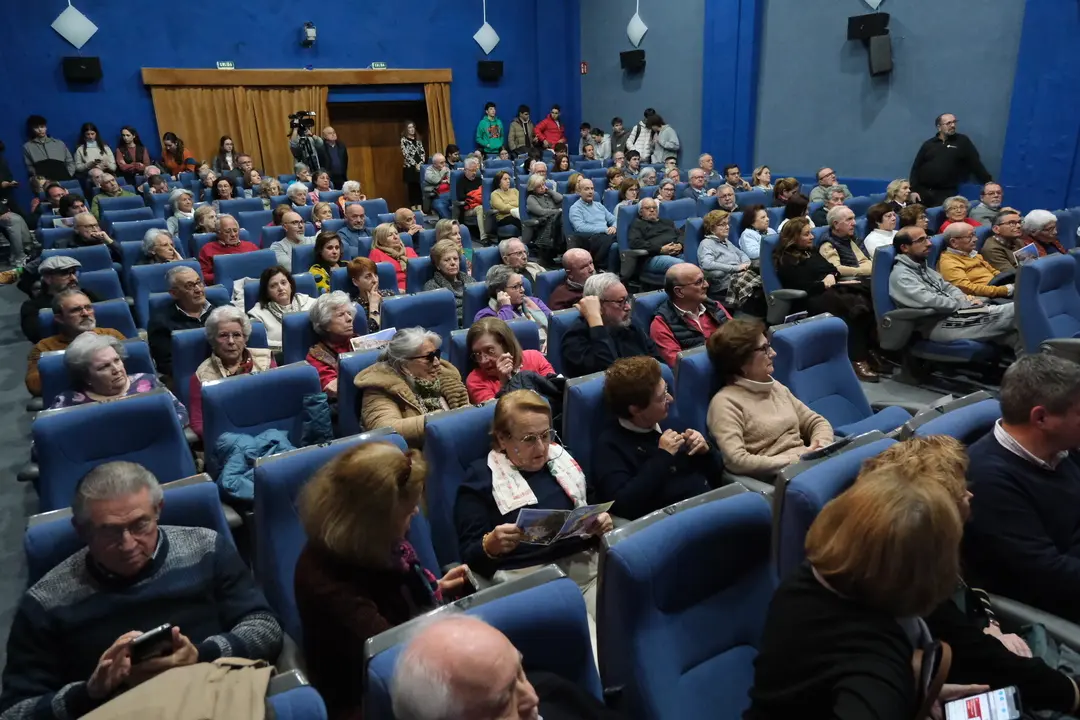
xmin=301 ymin=22 xmax=316 ymax=48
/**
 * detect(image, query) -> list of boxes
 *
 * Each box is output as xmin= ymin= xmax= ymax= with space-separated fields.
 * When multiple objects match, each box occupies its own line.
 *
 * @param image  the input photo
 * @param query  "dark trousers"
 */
xmin=402 ymin=166 xmax=422 ymax=206
xmin=571 ymin=233 xmax=616 ymax=269
xmin=920 ymin=186 xmax=958 ymax=208
xmin=330 ymin=173 xmax=347 ymax=191
xmin=806 ymin=283 xmax=876 ymax=361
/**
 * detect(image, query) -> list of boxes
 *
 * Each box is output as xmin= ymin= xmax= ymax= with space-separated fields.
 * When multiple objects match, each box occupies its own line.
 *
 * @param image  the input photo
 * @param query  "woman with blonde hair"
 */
xmin=258 ymin=177 xmax=282 ymax=210
xmin=311 ymin=201 xmax=334 ymax=232
xmin=295 ymin=442 xmax=471 ymax=720
xmin=885 ymin=178 xmax=921 ymax=212
xmin=422 ymin=239 xmax=477 ymax=320
xmin=192 ymin=204 xmax=218 ymax=234
xmin=751 ymin=165 xmax=773 ymax=190
xmin=368 ymin=222 xmax=417 ymax=293
xmin=434 ymin=218 xmax=471 ymax=274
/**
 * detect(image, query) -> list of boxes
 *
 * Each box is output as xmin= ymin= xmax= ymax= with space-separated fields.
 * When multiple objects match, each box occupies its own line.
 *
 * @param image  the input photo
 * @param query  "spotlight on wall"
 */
xmin=301 ymin=22 xmax=316 ymax=48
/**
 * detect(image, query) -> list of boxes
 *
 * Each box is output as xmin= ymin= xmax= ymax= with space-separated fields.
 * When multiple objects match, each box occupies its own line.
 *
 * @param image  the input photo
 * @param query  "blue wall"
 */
xmin=0 ymin=0 xmax=580 ymax=166
xmin=753 ymin=0 xmax=1025 ymax=180
xmin=579 ymin=0 xmax=704 ymax=163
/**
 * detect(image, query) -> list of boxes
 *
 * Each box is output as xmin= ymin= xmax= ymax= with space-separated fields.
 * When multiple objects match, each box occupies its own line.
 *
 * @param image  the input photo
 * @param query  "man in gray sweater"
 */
xmin=888 ymin=226 xmax=1020 ymax=353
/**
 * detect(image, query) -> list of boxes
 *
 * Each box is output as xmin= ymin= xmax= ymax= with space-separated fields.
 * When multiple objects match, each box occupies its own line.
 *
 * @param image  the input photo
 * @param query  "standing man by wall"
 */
xmin=910 ymin=113 xmax=992 ymax=208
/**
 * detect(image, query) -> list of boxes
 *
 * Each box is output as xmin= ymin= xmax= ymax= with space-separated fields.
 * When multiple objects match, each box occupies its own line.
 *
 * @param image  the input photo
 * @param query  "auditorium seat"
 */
xmin=599 ymin=487 xmax=773 ymax=719
xmin=37 ymin=298 xmax=137 ymax=340
xmin=769 ymin=315 xmax=911 ymax=436
xmin=96 ymin=195 xmax=145 ymax=215
xmin=101 ymin=207 xmax=154 ymax=232
xmin=1015 ymin=253 xmax=1080 ymax=356
xmin=631 ymin=289 xmax=666 ymax=333
xmin=130 ymin=260 xmax=202 ymax=328
xmin=74 ymin=268 xmax=125 ymax=301
xmin=774 ymin=434 xmax=897 ymax=577
xmin=422 ymin=402 xmax=497 ymax=567
xmin=658 ymin=197 xmax=695 ymax=229
xmin=42 ymin=244 xmax=114 ymax=272
xmin=561 ymin=193 xmax=580 ymax=246
xmin=112 ymin=218 xmax=167 ymax=245
xmin=735 ymin=189 xmax=771 ymax=208
xmin=696 ymin=195 xmax=718 ymax=218
xmin=252 ymin=429 xmax=434 ymax=642
xmin=728 ymin=213 xmax=745 ymax=244
xmin=219 ymin=197 xmax=265 ymax=216
xmin=672 ymin=346 xmax=721 ymax=434
xmin=546 ymin=308 xmax=581 ymax=376
xmin=975 ymin=225 xmax=994 ymax=252
xmin=176 ymin=217 xmax=195 ymax=256
xmin=603 ymin=189 xmax=620 ymax=214
xmin=471 ymin=245 xmax=501 ymax=282
xmin=447 ymin=319 xmax=541 ymax=378
xmin=905 ymin=392 xmax=1001 ymax=445
xmin=927 ymin=233 xmax=946 ymax=270
xmin=238 ymin=210 xmax=273 ymax=247
xmin=147 ymin=192 xmax=171 ymax=219
xmin=38 ymin=339 xmax=155 ymax=409
xmin=335 ymin=349 xmax=384 ymax=437
xmin=357 ymin=198 xmax=390 ymax=219
xmin=683 ymin=217 xmax=704 ymax=265
xmin=380 ymin=289 xmax=458 ymax=348
xmin=214 ymin=248 xmax=277 ymax=293
xmin=364 ymin=568 xmax=600 ymax=720
xmin=24 ymin=474 xmax=232 ymax=584
xmin=33 ymin=388 xmax=197 ymax=512
xmin=404 ymin=255 xmax=434 ymax=295
xmin=845 ymin=195 xmax=874 ymax=217
xmin=925 ymin=205 xmax=945 ymax=233
xmin=171 ymin=323 xmax=270 ymax=409
xmin=615 ymin=203 xmax=656 ymax=284
xmin=40 ymin=227 xmax=74 ymax=250
xmin=534 ymin=269 xmax=566 ymax=306
xmin=266 ymin=674 xmax=328 ymax=719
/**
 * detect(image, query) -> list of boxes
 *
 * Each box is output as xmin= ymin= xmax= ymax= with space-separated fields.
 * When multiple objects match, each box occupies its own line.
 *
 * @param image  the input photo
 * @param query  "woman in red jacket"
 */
xmin=464 ymin=317 xmax=554 ymax=404
xmin=368 ymin=222 xmax=417 ymax=293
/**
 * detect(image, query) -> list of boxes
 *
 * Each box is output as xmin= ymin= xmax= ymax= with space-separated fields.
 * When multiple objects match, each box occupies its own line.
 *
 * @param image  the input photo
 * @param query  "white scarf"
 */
xmin=487 ymin=447 xmax=586 ymax=517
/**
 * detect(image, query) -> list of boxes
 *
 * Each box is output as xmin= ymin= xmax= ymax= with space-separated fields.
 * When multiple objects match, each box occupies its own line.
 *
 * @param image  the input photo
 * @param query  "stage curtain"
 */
xmin=424 ymin=83 xmax=455 ymax=155
xmin=246 ymin=86 xmax=329 ymax=177
xmin=148 ymin=87 xmax=259 ymax=171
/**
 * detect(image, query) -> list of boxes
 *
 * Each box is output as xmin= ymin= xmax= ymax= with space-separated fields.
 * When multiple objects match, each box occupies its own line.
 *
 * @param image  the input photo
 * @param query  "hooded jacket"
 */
xmin=353 ymin=360 xmax=469 ymax=447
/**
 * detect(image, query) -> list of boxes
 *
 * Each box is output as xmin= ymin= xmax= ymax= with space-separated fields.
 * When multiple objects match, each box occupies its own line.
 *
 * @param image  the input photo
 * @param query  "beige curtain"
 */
xmin=149 ymin=87 xmax=260 ymax=171
xmin=424 ymin=83 xmax=455 ymax=155
xmin=246 ymin=87 xmax=329 ymax=177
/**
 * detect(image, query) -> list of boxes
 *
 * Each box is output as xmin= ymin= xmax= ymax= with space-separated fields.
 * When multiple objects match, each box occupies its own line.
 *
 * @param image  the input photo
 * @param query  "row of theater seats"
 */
xmin=22 ymin=386 xmax=1026 ymax=719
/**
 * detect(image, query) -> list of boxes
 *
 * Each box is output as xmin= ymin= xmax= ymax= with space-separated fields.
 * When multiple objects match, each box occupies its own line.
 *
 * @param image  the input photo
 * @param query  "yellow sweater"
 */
xmin=707 ymin=376 xmax=833 ymax=478
xmin=490 ymin=188 xmax=519 ymax=220
xmin=938 ymin=249 xmax=1010 ymax=298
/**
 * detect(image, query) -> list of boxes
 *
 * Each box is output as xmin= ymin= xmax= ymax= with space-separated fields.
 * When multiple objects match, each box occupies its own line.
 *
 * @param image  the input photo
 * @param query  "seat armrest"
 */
xmin=267 ymin=668 xmax=308 ymax=696
xmin=274 ymin=633 xmax=307 ymax=675
xmin=25 ymin=397 xmax=44 ymax=413
xmin=988 ymin=594 xmax=1080 ymax=648
xmin=769 ymin=289 xmax=808 ymax=301
xmin=884 ymin=307 xmax=937 ymax=321
xmin=17 ymin=463 xmax=39 ymax=484
xmin=870 ymin=400 xmax=927 ymax=416
xmin=1041 ymin=339 xmax=1080 ymax=364
xmin=620 ymin=249 xmax=649 ymax=258
xmin=722 ymin=471 xmax=775 ymax=497
xmin=989 ymin=269 xmax=1016 ymax=286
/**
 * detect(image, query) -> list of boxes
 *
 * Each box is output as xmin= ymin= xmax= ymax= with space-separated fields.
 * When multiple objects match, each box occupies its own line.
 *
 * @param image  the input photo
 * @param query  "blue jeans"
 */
xmin=432 ymin=195 xmax=451 ymax=219
xmin=642 ymin=254 xmax=681 ymax=278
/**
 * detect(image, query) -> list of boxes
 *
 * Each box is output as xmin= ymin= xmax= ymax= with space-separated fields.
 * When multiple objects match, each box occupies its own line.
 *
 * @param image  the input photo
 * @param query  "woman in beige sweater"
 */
xmin=490 ymin=170 xmax=522 ymax=235
xmin=705 ymin=318 xmax=833 ymax=478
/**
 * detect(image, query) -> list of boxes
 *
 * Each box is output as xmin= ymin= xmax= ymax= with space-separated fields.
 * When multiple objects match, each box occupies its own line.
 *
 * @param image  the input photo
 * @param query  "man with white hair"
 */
xmin=499 ymin=238 xmax=543 ymax=284
xmin=568 ymin=179 xmax=617 ymax=267
xmin=562 ymin=272 xmax=663 ymax=377
xmin=391 ymin=615 xmax=614 ymax=720
xmin=423 ymin=153 xmax=451 ymax=218
xmin=811 ymin=187 xmax=846 ymax=228
xmin=699 ymin=153 xmax=719 ymax=180
xmin=682 ymin=168 xmax=716 ymax=201
xmin=1021 ymin=209 xmax=1066 ymax=257
xmin=819 ymin=206 xmax=870 ymax=277
xmin=548 ymin=248 xmax=595 ymax=310
xmin=529 ymin=161 xmax=556 ymax=192
xmin=63 ymin=212 xmax=122 ymax=263
xmin=25 ymin=288 xmax=124 ymax=397
xmin=969 ymin=182 xmax=1003 ymax=227
xmin=938 ymin=222 xmax=1013 ymax=299
xmin=456 ymin=157 xmax=485 ymax=241
xmin=394 ymin=208 xmax=423 ymax=238
xmin=198 ymin=214 xmax=258 ymax=284
xmin=148 ymin=265 xmax=223 ymax=378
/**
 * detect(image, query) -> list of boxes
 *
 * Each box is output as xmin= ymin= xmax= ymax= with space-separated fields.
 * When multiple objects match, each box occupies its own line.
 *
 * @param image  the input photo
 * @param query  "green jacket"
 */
xmin=475 ymin=117 xmax=505 ymax=153
xmin=90 ymin=189 xmax=139 ymax=219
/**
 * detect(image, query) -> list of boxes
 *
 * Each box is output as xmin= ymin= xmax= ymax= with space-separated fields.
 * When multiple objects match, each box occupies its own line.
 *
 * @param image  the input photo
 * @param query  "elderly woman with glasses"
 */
xmin=139 ymin=228 xmax=183 ymax=264
xmin=353 ymin=327 xmax=469 ymax=448
xmin=1021 ymin=209 xmax=1066 ymax=257
xmin=423 ymin=239 xmax=477 ymax=321
xmin=463 ymin=317 xmax=554 ymax=404
xmin=258 ymin=177 xmax=282 ymax=210
xmin=524 ymin=173 xmax=564 ymax=255
xmin=305 ymin=291 xmax=358 ymax=399
xmin=188 ymin=305 xmax=275 ymax=438
xmin=456 ymin=390 xmax=612 ymax=618
xmin=473 ymin=264 xmax=552 ymax=350
xmin=166 ymin=188 xmax=195 ymax=237
xmin=939 ymin=195 xmax=982 ymax=231
xmin=50 ymin=333 xmax=189 ymax=426
xmin=656 ymin=178 xmax=677 ymax=203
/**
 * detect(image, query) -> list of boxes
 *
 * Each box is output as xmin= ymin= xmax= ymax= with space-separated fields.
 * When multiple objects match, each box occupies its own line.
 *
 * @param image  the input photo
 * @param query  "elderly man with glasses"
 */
xmin=197 ymin=214 xmax=259 ymax=284
xmin=808 ymin=167 xmax=853 ymax=204
xmin=980 ymin=208 xmax=1027 ymax=273
xmin=649 ymin=262 xmax=730 ymax=367
xmin=148 ymin=265 xmax=223 ymax=379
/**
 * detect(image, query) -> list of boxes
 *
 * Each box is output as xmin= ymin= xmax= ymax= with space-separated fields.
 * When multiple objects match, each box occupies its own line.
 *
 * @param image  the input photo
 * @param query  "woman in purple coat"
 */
xmin=473 ymin=264 xmax=552 ymax=351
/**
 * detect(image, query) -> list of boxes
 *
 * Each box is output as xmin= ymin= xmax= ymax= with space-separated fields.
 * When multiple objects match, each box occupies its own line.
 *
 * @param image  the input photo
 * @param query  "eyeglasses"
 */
xmin=753 ymin=342 xmax=772 ymax=354
xmin=216 ymin=331 xmax=244 ymax=342
xmin=602 ymin=296 xmax=630 ymax=307
xmin=506 ymin=282 xmax=525 ymax=291
xmin=513 ymin=428 xmax=560 ymax=445
xmin=284 ymin=220 xmax=305 ymax=226
xmin=178 ymin=279 xmax=204 ymax=291
xmin=997 ymin=219 xmax=1021 ymax=226
xmin=94 ymin=516 xmax=156 ymax=545
xmin=471 ymin=346 xmax=504 ymax=361
xmin=409 ymin=349 xmax=442 ymax=363
xmin=506 ymin=249 xmax=527 ymax=258
xmin=675 ymin=277 xmax=707 ymax=288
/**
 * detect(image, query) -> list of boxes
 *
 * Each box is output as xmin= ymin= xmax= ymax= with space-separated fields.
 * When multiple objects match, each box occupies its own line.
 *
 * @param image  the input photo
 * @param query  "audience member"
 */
xmin=114 ymin=126 xmax=150 ymax=184
xmin=399 ymin=120 xmax=426 ymax=210
xmin=210 ymin=135 xmax=237 ymax=175
xmin=627 ymin=111 xmax=655 ymax=162
xmin=568 ymin=178 xmax=616 ymax=266
xmin=980 ymin=208 xmax=1026 ymax=272
xmin=49 ymin=333 xmax=188 ymax=424
xmin=148 ymin=266 xmax=221 ymax=378
xmin=751 ymin=165 xmax=772 ymax=190
xmin=308 ymin=170 xmax=333 ymax=204
xmin=61 ymin=212 xmax=121 ymax=264
xmin=682 ymin=168 xmax=716 ymax=201
xmin=160 ymin=132 xmax=196 ymax=177
xmin=346 ymin=256 xmax=393 ymax=333
xmin=819 ymin=206 xmax=871 ymax=277
xmin=435 ymin=218 xmax=472 ymax=274
xmin=423 ymin=238 xmax=477 ymax=320
xmin=606 ymin=165 xmax=624 ymax=189
xmin=52 ymin=193 xmax=87 ymax=229
xmin=210 ymin=175 xmax=237 ymax=211
xmin=286 ymin=181 xmax=309 ymax=209
xmin=548 ymin=248 xmax=595 ymax=310
xmin=523 ymin=173 xmax=564 ymax=258
xmin=423 ymin=153 xmax=451 ymax=218
xmin=747 ymin=472 xmax=969 ymax=718
xmin=319 ymin=127 xmax=349 ymax=190
xmin=697 ymin=153 xmax=718 ymax=180
xmin=144 ymin=174 xmax=169 ymax=197
xmin=590 ymin=126 xmax=611 ymax=160
xmin=88 ymin=173 xmax=137 ymax=219
xmin=807 ymin=167 xmax=852 ymax=204
xmin=889 ymin=227 xmax=1021 ymax=353
xmin=722 ymin=164 xmax=751 ymax=192
xmin=649 ymin=263 xmax=729 ymax=367
xmin=655 ymin=179 xmax=677 ymax=203
xmin=310 ymin=200 xmax=334 ymax=231
xmin=610 ymin=117 xmax=631 ymax=156
xmin=1021 ymin=209 xmax=1066 ymax=257
xmin=247 ymin=265 xmax=315 ymax=351
xmin=534 ymin=105 xmax=567 ymax=148
xmin=305 ymin=291 xmax=358 ymax=398
xmin=370 ymin=222 xmax=418 ymax=293
xmin=737 ymin=204 xmax=773 ymax=260
xmin=776 ymin=193 xmax=811 ymax=234
xmin=706 ymin=318 xmax=834 ymax=477
xmin=638 ymin=166 xmax=658 ymax=187
xmin=940 ymin=195 xmax=982 ymax=231
xmin=772 ymin=177 xmax=800 ymax=206
xmin=475 ymin=265 xmax=551 ymax=348
xmin=698 ymin=209 xmax=753 ymax=301
xmin=617 ymin=178 xmax=640 ymax=208
xmin=885 ymin=177 xmax=921 ymax=211
xmin=775 ymin=218 xmax=881 ymax=381
xmin=25 ymin=288 xmax=124 ymax=397
xmin=628 ymin=197 xmax=683 ymax=277
xmin=140 ymin=227 xmax=183 ymax=264
xmin=308 ymin=230 xmax=346 ymax=293
xmin=562 ymin=273 xmax=662 ymax=377
xmin=645 ymin=114 xmax=678 ymax=164
xmin=193 ymin=204 xmax=218 ymax=234
xmin=898 ymin=203 xmax=929 ymax=231
xmin=552 ymin=154 xmax=571 ymax=174
xmin=507 ymin=105 xmax=535 ymax=156
xmin=490 ymin=170 xmax=522 ymax=235
xmin=475 ymin=102 xmax=505 ymax=155
xmin=970 ymin=182 xmax=1003 ymax=227
xmin=444 ymin=144 xmax=462 ymax=165
xmin=354 ymin=327 xmax=468 ymax=447
xmin=566 ymin=172 xmax=583 ymax=195
xmin=499 ymin=237 xmax=544 ymax=285
xmin=938 ymin=223 xmax=1013 ymax=299
xmin=593 ymin=356 xmax=720 ymax=519
xmin=20 ymin=256 xmax=101 ymax=343
xmin=22 ymin=114 xmax=74 ymax=180
xmin=456 ymin=157 xmax=485 ymax=241
xmin=338 ymin=201 xmax=371 ymax=250
xmin=198 ymin=214 xmax=257 ymax=284
xmin=810 ymin=187 xmax=845 ymax=227
xmin=464 ymin=317 xmax=555 ymax=404
xmin=863 ymin=202 xmax=898 ymax=257
xmin=337 ymin=180 xmax=366 ymax=216
xmin=715 ymin=184 xmax=737 ymax=212
xmin=965 ymin=355 xmax=1080 ymax=624
xmin=910 ymin=112 xmax=992 ymax=207
xmin=187 ymin=305 xmax=274 ymax=438
xmin=0 ymin=461 xmax=282 ymax=718
xmin=73 ymin=122 xmax=115 ymax=179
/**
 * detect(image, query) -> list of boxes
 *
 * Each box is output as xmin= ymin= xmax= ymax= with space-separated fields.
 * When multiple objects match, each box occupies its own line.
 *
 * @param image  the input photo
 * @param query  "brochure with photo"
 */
xmin=1014 ymin=243 xmax=1039 ymax=264
xmin=350 ymin=327 xmax=396 ymax=352
xmin=515 ymin=501 xmax=614 ymax=545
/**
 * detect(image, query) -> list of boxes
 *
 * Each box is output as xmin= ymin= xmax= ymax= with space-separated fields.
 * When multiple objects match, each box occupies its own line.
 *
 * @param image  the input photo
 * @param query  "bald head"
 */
xmin=394 ymin=208 xmax=415 ymax=229
xmin=562 ymin=248 xmax=595 ymax=284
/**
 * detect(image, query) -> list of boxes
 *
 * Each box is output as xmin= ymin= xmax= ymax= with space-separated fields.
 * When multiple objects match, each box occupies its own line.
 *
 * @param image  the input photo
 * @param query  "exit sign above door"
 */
xmin=370 ymin=62 xmax=387 ymax=70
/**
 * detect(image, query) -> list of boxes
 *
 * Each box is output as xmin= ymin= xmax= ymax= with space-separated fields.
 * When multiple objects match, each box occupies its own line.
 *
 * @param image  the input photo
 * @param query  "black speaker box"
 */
xmin=869 ymin=34 xmax=893 ymax=75
xmin=477 ymin=61 xmax=503 ymax=82
xmin=620 ymin=49 xmax=646 ymax=73
xmin=847 ymin=13 xmax=889 ymax=40
xmin=62 ymin=56 xmax=102 ymax=83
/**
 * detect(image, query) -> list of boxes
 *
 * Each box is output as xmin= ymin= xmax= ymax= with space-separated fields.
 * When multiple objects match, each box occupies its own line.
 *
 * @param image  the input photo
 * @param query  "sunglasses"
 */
xmin=409 ymin=349 xmax=442 ymax=363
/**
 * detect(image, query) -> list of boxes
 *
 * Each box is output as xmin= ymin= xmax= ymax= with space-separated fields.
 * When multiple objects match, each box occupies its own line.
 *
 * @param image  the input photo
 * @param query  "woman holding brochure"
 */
xmin=455 ymin=390 xmax=613 ymax=628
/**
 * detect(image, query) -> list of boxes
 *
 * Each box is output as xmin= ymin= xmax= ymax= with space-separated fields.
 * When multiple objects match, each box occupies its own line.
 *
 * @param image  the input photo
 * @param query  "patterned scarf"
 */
xmin=488 ymin=446 xmax=587 ymax=517
xmin=411 ymin=375 xmax=447 ymax=414
xmin=266 ymin=294 xmax=305 ymax=323
xmin=377 ymin=237 xmax=408 ymax=265
xmin=391 ymin=539 xmax=442 ymax=606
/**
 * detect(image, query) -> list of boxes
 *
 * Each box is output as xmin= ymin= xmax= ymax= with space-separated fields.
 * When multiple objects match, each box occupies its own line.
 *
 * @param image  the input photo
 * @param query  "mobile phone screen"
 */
xmin=944 ymin=687 xmax=1020 ymax=720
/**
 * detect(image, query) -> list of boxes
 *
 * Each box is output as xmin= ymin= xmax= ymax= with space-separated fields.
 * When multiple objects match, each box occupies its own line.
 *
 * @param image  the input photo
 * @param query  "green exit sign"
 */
xmin=216 ymin=61 xmax=235 ymax=70
xmin=370 ymin=62 xmax=387 ymax=70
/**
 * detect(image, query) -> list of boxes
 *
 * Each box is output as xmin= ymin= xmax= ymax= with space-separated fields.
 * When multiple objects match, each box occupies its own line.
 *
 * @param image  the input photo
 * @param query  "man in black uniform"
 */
xmin=909 ymin=113 xmax=992 ymax=208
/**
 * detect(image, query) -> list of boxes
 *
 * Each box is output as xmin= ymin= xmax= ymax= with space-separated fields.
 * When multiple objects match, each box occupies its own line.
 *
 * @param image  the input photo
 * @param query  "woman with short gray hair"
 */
xmin=337 ymin=180 xmax=366 ymax=215
xmin=287 ymin=182 xmax=309 ymax=208
xmin=166 ymin=187 xmax=195 ymax=237
xmin=305 ymin=291 xmax=357 ymax=398
xmin=50 ymin=332 xmax=189 ymax=426
xmin=656 ymin=178 xmax=677 ymax=203
xmin=525 ymin=173 xmax=564 ymax=255
xmin=638 ymin=166 xmax=658 ymax=187
xmin=474 ymin=264 xmax=552 ymax=349
xmin=140 ymin=227 xmax=183 ymax=264
xmin=187 ymin=305 xmax=273 ymax=438
xmin=1021 ymin=209 xmax=1065 ymax=257
xmin=940 ymin=195 xmax=978 ymax=231
xmin=353 ymin=327 xmax=469 ymax=448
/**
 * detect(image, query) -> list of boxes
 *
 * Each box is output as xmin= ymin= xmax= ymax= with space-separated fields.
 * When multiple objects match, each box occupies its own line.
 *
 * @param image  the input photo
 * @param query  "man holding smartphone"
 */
xmin=0 ymin=462 xmax=283 ymax=718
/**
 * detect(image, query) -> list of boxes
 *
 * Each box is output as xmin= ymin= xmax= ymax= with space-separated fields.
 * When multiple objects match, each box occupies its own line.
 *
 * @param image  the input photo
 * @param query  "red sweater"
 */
xmin=306 ymin=338 xmax=353 ymax=391
xmin=465 ymin=349 xmax=555 ymax=404
xmin=369 ymin=247 xmax=418 ymax=293
xmin=198 ymin=240 xmax=260 ymax=284
xmin=939 ymin=218 xmax=983 ymax=231
xmin=649 ymin=306 xmax=727 ymax=367
xmin=534 ymin=116 xmax=566 ymax=147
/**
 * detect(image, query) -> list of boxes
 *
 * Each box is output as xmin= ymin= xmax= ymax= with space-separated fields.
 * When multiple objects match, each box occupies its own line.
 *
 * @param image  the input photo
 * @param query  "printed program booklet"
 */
xmin=515 ymin=501 xmax=614 ymax=545
xmin=350 ymin=327 xmax=396 ymax=352
xmin=1014 ymin=243 xmax=1039 ymax=264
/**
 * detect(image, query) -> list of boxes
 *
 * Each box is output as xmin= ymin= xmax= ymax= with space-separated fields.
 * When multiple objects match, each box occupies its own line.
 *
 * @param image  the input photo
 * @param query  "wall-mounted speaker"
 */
xmin=847 ymin=13 xmax=889 ymax=40
xmin=62 ymin=56 xmax=102 ymax=83
xmin=869 ymin=34 xmax=893 ymax=75
xmin=620 ymin=50 xmax=646 ymax=73
xmin=477 ymin=61 xmax=503 ymax=82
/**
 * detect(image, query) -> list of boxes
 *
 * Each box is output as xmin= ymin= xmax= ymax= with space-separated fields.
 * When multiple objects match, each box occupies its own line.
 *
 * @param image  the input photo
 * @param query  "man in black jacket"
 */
xmin=910 ymin=113 xmax=992 ymax=208
xmin=561 ymin=272 xmax=663 ymax=378
xmin=319 ymin=127 xmax=349 ymax=190
xmin=627 ymin=198 xmax=682 ymax=281
xmin=147 ymin=265 xmax=222 ymax=379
